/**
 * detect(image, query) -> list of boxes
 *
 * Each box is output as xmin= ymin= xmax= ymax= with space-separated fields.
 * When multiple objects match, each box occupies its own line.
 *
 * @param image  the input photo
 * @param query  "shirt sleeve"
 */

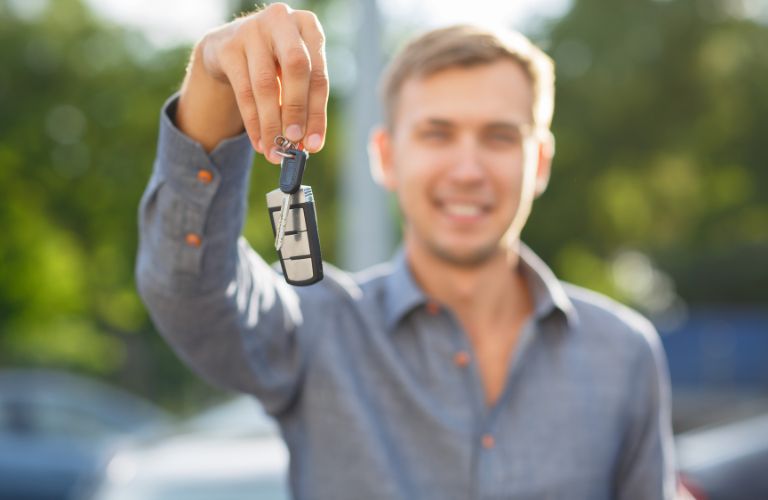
xmin=135 ymin=93 xmax=313 ymax=416
xmin=613 ymin=318 xmax=677 ymax=500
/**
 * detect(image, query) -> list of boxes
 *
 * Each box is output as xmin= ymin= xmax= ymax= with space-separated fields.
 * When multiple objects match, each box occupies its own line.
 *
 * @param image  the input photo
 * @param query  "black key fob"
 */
xmin=266 ymin=186 xmax=323 ymax=286
xmin=279 ymin=148 xmax=308 ymax=194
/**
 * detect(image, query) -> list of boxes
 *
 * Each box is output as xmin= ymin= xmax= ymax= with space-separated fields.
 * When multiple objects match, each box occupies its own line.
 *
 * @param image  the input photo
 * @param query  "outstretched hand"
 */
xmin=177 ymin=3 xmax=328 ymax=163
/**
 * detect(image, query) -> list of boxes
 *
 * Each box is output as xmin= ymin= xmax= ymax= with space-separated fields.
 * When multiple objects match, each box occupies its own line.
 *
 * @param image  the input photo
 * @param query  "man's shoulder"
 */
xmin=294 ymin=260 xmax=392 ymax=308
xmin=292 ymin=261 xmax=364 ymax=303
xmin=563 ymin=282 xmax=656 ymax=334
xmin=353 ymin=261 xmax=395 ymax=288
xmin=560 ymin=282 xmax=663 ymax=364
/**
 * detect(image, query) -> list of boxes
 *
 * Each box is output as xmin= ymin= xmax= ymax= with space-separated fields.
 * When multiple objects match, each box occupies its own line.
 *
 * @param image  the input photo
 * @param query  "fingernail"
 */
xmin=255 ymin=139 xmax=264 ymax=153
xmin=268 ymin=148 xmax=281 ymax=164
xmin=285 ymin=124 xmax=302 ymax=142
xmin=307 ymin=134 xmax=322 ymax=152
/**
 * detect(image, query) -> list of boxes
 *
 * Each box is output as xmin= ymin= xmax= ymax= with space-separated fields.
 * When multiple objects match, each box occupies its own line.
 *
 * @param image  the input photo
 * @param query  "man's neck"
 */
xmin=405 ymin=239 xmax=532 ymax=331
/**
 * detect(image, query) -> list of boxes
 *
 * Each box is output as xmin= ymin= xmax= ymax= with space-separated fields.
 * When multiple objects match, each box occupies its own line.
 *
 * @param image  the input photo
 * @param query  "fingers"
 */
xmin=297 ymin=11 xmax=329 ymax=153
xmin=212 ymin=4 xmax=329 ymax=163
xmin=271 ymin=22 xmax=311 ymax=147
xmin=222 ymin=51 xmax=262 ymax=153
xmin=270 ymin=8 xmax=328 ymax=153
xmin=246 ymin=40 xmax=283 ymax=163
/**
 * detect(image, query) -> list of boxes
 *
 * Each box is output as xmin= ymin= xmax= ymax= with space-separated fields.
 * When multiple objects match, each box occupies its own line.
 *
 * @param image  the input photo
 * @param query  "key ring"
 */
xmin=274 ymin=135 xmax=298 ymax=159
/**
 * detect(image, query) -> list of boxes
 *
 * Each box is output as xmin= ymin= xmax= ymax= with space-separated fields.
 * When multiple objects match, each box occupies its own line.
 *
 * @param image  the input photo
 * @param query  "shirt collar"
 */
xmin=517 ymin=243 xmax=579 ymax=327
xmin=383 ymin=243 xmax=578 ymax=331
xmin=383 ymin=248 xmax=428 ymax=331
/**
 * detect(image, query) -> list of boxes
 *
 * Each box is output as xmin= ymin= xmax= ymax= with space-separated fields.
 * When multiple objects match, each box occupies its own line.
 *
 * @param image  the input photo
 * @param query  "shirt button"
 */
xmin=197 ymin=169 xmax=213 ymax=184
xmin=453 ymin=351 xmax=471 ymax=367
xmin=185 ymin=233 xmax=202 ymax=248
xmin=481 ymin=434 xmax=495 ymax=449
xmin=425 ymin=301 xmax=440 ymax=315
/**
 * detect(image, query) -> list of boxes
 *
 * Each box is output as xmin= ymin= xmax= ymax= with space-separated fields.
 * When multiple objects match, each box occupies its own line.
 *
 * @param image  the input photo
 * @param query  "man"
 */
xmin=136 ymin=3 xmax=676 ymax=499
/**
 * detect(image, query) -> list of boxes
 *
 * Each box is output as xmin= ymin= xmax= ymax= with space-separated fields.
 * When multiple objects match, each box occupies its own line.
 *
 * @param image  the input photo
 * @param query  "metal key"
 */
xmin=274 ymin=142 xmax=308 ymax=251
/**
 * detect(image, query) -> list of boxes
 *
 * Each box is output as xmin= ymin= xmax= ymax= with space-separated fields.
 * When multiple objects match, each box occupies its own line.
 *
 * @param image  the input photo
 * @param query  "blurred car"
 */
xmin=676 ymin=411 xmax=768 ymax=500
xmin=0 ymin=369 xmax=171 ymax=500
xmin=82 ymin=395 xmax=289 ymax=500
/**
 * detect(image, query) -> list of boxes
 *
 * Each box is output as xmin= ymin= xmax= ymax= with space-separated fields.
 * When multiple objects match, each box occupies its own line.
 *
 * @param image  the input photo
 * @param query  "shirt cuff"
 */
xmin=155 ymin=92 xmax=254 ymax=205
xmin=141 ymin=93 xmax=256 ymax=286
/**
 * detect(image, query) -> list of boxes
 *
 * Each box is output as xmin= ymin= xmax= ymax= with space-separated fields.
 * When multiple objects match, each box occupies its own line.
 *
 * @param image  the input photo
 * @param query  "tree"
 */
xmin=0 ymin=0 xmax=341 ymax=410
xmin=524 ymin=0 xmax=768 ymax=309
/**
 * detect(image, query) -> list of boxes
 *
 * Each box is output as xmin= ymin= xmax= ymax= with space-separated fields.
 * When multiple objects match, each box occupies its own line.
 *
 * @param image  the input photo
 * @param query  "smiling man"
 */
xmin=136 ymin=4 xmax=676 ymax=499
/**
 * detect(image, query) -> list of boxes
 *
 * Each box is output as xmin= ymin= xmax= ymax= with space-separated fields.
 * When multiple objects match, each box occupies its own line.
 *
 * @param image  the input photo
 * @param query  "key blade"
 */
xmin=274 ymin=195 xmax=291 ymax=251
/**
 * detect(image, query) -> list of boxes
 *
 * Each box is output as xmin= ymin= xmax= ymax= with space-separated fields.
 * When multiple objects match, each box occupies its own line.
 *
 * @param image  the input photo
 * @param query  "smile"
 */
xmin=443 ymin=203 xmax=483 ymax=216
xmin=437 ymin=201 xmax=492 ymax=222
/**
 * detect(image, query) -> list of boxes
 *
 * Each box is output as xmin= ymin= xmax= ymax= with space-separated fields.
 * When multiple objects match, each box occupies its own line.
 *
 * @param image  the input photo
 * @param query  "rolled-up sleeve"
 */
xmin=135 ymin=94 xmax=311 ymax=416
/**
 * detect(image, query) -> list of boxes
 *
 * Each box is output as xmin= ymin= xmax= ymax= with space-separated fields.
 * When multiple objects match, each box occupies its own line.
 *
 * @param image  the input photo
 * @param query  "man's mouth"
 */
xmin=442 ymin=203 xmax=484 ymax=217
xmin=437 ymin=201 xmax=491 ymax=221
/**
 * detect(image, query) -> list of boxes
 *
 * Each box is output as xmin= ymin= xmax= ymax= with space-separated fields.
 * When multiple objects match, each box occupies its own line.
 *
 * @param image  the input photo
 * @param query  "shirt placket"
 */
xmin=441 ymin=307 xmax=542 ymax=499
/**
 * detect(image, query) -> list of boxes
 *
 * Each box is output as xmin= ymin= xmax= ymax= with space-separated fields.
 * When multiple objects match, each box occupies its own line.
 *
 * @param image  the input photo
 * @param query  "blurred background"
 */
xmin=0 ymin=0 xmax=766 ymax=499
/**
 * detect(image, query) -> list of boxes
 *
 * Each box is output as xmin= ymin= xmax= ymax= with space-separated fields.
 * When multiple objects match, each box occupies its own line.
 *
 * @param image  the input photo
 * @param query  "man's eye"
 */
xmin=487 ymin=133 xmax=522 ymax=144
xmin=420 ymin=130 xmax=450 ymax=140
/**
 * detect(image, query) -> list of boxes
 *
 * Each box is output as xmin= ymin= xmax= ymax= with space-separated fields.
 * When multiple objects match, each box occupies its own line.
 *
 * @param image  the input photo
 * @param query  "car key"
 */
xmin=266 ymin=136 xmax=323 ymax=286
xmin=274 ymin=142 xmax=307 ymax=251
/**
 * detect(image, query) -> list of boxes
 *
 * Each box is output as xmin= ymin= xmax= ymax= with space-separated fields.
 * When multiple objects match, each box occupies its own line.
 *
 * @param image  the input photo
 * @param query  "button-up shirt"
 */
xmin=136 ymin=95 xmax=676 ymax=500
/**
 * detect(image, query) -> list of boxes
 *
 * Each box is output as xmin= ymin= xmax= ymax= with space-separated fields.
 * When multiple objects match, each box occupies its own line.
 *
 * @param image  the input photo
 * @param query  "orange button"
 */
xmin=197 ymin=169 xmax=213 ymax=184
xmin=453 ymin=351 xmax=470 ymax=367
xmin=185 ymin=233 xmax=202 ymax=248
xmin=481 ymin=434 xmax=495 ymax=449
xmin=425 ymin=301 xmax=440 ymax=315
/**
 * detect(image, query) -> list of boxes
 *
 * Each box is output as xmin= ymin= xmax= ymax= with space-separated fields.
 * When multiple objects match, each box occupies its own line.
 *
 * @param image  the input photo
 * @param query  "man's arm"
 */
xmin=613 ymin=319 xmax=677 ymax=500
xmin=135 ymin=4 xmax=330 ymax=416
xmin=176 ymin=2 xmax=328 ymax=159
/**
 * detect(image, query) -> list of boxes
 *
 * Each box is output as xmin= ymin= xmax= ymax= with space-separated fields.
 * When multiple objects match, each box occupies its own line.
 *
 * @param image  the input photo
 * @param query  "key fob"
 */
xmin=279 ymin=148 xmax=308 ymax=194
xmin=266 ymin=186 xmax=323 ymax=286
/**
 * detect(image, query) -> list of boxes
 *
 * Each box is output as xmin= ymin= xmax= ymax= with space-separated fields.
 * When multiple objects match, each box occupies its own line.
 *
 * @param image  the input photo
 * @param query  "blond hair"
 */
xmin=379 ymin=25 xmax=555 ymax=130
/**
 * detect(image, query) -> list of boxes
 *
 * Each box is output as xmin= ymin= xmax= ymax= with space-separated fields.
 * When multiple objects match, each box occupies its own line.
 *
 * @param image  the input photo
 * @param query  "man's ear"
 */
xmin=534 ymin=130 xmax=555 ymax=198
xmin=368 ymin=126 xmax=398 ymax=192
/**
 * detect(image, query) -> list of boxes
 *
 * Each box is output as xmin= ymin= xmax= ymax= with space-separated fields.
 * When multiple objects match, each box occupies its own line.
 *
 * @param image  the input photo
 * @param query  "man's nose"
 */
xmin=447 ymin=137 xmax=485 ymax=183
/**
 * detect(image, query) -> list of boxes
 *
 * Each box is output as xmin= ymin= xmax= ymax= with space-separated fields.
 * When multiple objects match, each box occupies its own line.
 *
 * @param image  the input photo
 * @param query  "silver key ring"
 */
xmin=274 ymin=136 xmax=298 ymax=158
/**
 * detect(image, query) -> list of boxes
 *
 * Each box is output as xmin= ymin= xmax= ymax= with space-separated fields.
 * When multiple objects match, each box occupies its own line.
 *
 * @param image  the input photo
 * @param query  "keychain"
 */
xmin=266 ymin=136 xmax=323 ymax=286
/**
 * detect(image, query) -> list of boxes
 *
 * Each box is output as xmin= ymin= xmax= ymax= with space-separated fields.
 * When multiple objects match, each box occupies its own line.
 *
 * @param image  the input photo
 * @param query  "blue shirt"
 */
xmin=136 ymin=95 xmax=676 ymax=500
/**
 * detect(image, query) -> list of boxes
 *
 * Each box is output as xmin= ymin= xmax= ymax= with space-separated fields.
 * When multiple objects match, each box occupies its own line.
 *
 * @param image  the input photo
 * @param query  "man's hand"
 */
xmin=176 ymin=3 xmax=328 ymax=163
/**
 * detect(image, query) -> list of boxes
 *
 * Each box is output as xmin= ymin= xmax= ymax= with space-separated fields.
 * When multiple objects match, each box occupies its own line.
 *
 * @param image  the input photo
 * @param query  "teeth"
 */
xmin=443 ymin=203 xmax=482 ymax=216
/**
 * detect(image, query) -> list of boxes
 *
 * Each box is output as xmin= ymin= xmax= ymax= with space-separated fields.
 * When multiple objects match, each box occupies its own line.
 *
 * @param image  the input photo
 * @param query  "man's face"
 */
xmin=374 ymin=60 xmax=552 ymax=267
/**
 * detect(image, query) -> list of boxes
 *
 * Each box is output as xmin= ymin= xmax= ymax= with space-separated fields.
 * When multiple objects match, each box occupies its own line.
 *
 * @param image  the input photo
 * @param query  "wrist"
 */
xmin=176 ymin=42 xmax=244 ymax=152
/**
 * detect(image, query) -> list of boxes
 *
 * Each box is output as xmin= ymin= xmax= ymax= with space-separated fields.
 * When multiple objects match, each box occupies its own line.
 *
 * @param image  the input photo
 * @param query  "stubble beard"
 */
xmin=424 ymin=235 xmax=502 ymax=268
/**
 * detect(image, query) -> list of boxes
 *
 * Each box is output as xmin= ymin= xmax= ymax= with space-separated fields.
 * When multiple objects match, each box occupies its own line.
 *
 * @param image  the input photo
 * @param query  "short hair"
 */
xmin=379 ymin=25 xmax=555 ymax=131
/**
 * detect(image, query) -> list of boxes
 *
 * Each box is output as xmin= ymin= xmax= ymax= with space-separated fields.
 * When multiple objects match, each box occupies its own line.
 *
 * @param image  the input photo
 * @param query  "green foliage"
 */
xmin=0 ymin=0 xmax=187 ymax=406
xmin=0 ymin=0 xmax=340 ymax=410
xmin=525 ymin=0 xmax=768 ymax=306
